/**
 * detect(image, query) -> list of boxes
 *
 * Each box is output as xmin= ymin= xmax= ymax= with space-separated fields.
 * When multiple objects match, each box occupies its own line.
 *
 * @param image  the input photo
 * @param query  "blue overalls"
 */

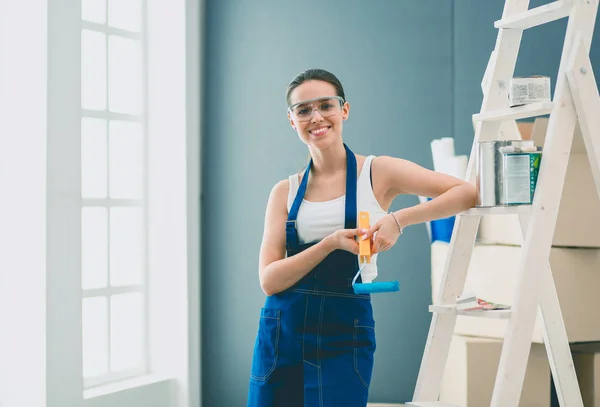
xmin=247 ymin=144 xmax=376 ymax=407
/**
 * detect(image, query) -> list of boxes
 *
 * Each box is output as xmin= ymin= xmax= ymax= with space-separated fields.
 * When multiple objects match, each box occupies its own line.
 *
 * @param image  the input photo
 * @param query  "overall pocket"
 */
xmin=250 ymin=308 xmax=281 ymax=381
xmin=353 ymin=317 xmax=376 ymax=389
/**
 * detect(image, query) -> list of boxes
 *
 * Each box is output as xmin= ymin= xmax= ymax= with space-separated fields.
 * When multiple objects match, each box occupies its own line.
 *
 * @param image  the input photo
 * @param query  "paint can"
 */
xmin=476 ymin=140 xmax=542 ymax=207
xmin=509 ymin=76 xmax=551 ymax=107
xmin=501 ymin=148 xmax=542 ymax=205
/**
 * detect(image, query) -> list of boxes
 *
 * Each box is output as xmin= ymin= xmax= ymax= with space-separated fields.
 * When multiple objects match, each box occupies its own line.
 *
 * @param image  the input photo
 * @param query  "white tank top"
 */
xmin=286 ymin=155 xmax=388 ymax=283
xmin=286 ymin=155 xmax=388 ymax=244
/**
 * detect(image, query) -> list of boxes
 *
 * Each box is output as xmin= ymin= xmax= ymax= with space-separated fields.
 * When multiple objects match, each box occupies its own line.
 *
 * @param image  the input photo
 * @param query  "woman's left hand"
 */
xmin=362 ymin=213 xmax=403 ymax=254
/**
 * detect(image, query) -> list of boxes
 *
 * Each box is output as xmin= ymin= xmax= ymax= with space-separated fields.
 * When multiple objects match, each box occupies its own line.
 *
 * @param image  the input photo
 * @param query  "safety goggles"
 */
xmin=287 ymin=96 xmax=345 ymax=122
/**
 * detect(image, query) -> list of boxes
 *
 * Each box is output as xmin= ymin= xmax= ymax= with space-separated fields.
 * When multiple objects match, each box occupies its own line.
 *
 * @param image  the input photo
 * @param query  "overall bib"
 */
xmin=247 ymin=145 xmax=376 ymax=407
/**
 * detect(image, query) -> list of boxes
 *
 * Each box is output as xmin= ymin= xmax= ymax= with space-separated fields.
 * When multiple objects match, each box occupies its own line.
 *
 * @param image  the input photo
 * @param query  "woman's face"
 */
xmin=288 ymin=80 xmax=350 ymax=149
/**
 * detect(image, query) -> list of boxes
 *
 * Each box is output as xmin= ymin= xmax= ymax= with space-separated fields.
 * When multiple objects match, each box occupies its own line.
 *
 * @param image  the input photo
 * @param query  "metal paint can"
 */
xmin=502 ymin=150 xmax=542 ymax=205
xmin=476 ymin=140 xmax=541 ymax=207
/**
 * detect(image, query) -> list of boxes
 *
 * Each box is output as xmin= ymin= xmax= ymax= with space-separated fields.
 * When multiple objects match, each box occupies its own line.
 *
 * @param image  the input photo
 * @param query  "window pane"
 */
xmin=108 ymin=0 xmax=142 ymax=32
xmin=110 ymin=207 xmax=143 ymax=286
xmin=82 ymin=118 xmax=107 ymax=198
xmin=82 ymin=207 xmax=108 ymax=289
xmin=81 ymin=30 xmax=107 ymax=110
xmin=82 ymin=0 xmax=106 ymax=24
xmin=110 ymin=293 xmax=144 ymax=371
xmin=82 ymin=297 xmax=109 ymax=377
xmin=108 ymin=36 xmax=142 ymax=115
xmin=109 ymin=121 xmax=143 ymax=199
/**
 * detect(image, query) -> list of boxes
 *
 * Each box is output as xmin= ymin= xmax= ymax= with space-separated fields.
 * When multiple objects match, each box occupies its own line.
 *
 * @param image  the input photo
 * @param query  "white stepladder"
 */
xmin=407 ymin=1 xmax=600 ymax=406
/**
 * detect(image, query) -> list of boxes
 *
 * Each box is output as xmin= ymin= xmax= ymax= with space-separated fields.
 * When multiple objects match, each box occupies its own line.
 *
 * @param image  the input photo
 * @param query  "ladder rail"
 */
xmin=566 ymin=34 xmax=600 ymax=201
xmin=518 ymin=213 xmax=583 ymax=407
xmin=412 ymin=216 xmax=479 ymax=400
xmin=495 ymin=0 xmax=573 ymax=29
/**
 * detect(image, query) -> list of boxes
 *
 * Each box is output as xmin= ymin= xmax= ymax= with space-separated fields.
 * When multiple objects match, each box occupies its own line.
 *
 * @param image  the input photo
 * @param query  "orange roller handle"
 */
xmin=358 ymin=211 xmax=371 ymax=264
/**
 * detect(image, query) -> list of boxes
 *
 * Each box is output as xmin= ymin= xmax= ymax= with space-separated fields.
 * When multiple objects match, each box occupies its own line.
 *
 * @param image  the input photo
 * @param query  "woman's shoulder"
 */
xmin=369 ymin=155 xmax=417 ymax=185
xmin=266 ymin=177 xmax=292 ymax=208
xmin=356 ymin=153 xmax=400 ymax=163
xmin=370 ymin=154 xmax=411 ymax=169
xmin=271 ymin=177 xmax=290 ymax=196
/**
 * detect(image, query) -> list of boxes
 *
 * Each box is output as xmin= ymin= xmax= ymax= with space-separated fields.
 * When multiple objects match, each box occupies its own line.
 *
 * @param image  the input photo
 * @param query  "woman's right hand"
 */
xmin=325 ymin=228 xmax=368 ymax=254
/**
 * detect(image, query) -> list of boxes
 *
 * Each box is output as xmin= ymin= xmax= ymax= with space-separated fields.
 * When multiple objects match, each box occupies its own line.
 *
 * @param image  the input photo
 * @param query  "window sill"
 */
xmin=84 ymin=374 xmax=173 ymax=400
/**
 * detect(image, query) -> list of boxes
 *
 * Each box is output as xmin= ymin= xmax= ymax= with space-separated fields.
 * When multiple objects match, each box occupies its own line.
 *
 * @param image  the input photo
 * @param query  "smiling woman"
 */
xmin=246 ymin=69 xmax=477 ymax=407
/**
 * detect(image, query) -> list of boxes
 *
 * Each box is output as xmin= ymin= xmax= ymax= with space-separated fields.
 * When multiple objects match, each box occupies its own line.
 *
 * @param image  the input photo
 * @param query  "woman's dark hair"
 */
xmin=285 ymin=69 xmax=346 ymax=107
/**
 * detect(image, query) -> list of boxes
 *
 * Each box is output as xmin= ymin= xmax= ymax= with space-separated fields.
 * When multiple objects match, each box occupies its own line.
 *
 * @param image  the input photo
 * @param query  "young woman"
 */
xmin=247 ymin=69 xmax=477 ymax=407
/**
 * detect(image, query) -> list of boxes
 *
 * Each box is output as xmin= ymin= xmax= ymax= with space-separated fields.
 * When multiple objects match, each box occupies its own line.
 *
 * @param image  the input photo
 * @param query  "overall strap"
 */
xmin=286 ymin=144 xmax=357 ymax=250
xmin=286 ymin=158 xmax=311 ymax=250
xmin=344 ymin=144 xmax=357 ymax=230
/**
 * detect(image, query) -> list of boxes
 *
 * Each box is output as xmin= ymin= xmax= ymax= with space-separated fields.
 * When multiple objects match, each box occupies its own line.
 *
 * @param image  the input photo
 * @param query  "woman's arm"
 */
xmin=258 ymin=180 xmax=365 ymax=296
xmin=381 ymin=156 xmax=477 ymax=227
xmin=365 ymin=156 xmax=477 ymax=253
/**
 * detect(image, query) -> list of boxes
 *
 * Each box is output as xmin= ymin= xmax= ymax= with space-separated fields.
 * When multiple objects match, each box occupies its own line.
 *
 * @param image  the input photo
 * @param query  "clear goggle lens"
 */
xmin=288 ymin=96 xmax=344 ymax=122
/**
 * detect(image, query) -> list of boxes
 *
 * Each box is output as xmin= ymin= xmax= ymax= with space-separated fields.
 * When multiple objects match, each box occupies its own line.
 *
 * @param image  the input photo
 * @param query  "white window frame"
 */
xmin=1 ymin=0 xmax=202 ymax=405
xmin=80 ymin=0 xmax=150 ymax=389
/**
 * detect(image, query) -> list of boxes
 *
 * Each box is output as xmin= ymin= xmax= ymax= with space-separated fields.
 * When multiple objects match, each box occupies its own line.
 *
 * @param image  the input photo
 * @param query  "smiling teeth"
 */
xmin=311 ymin=127 xmax=328 ymax=135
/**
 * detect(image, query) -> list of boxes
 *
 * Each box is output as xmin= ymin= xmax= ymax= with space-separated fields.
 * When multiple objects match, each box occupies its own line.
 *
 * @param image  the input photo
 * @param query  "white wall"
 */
xmin=146 ymin=0 xmax=201 ymax=406
xmin=185 ymin=0 xmax=204 ymax=404
xmin=46 ymin=1 xmax=84 ymax=405
xmin=0 ymin=0 xmax=48 ymax=405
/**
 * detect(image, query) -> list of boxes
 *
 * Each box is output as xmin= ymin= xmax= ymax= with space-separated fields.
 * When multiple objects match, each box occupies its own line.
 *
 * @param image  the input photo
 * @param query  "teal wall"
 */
xmin=201 ymin=1 xmax=600 ymax=405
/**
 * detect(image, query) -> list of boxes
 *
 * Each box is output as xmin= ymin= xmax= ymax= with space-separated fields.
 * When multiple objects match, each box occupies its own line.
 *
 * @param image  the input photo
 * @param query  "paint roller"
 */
xmin=351 ymin=211 xmax=400 ymax=294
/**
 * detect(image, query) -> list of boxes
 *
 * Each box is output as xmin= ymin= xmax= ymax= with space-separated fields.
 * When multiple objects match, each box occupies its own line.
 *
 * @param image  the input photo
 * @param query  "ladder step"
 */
xmin=495 ymin=0 xmax=572 ymax=30
xmin=460 ymin=205 xmax=532 ymax=216
xmin=429 ymin=304 xmax=512 ymax=319
xmin=406 ymin=402 xmax=461 ymax=407
xmin=473 ymin=102 xmax=553 ymax=122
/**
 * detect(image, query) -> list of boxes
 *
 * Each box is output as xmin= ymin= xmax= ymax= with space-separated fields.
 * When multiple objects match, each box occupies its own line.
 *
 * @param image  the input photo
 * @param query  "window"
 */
xmin=80 ymin=0 xmax=148 ymax=388
xmin=2 ymin=0 xmax=198 ymax=405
